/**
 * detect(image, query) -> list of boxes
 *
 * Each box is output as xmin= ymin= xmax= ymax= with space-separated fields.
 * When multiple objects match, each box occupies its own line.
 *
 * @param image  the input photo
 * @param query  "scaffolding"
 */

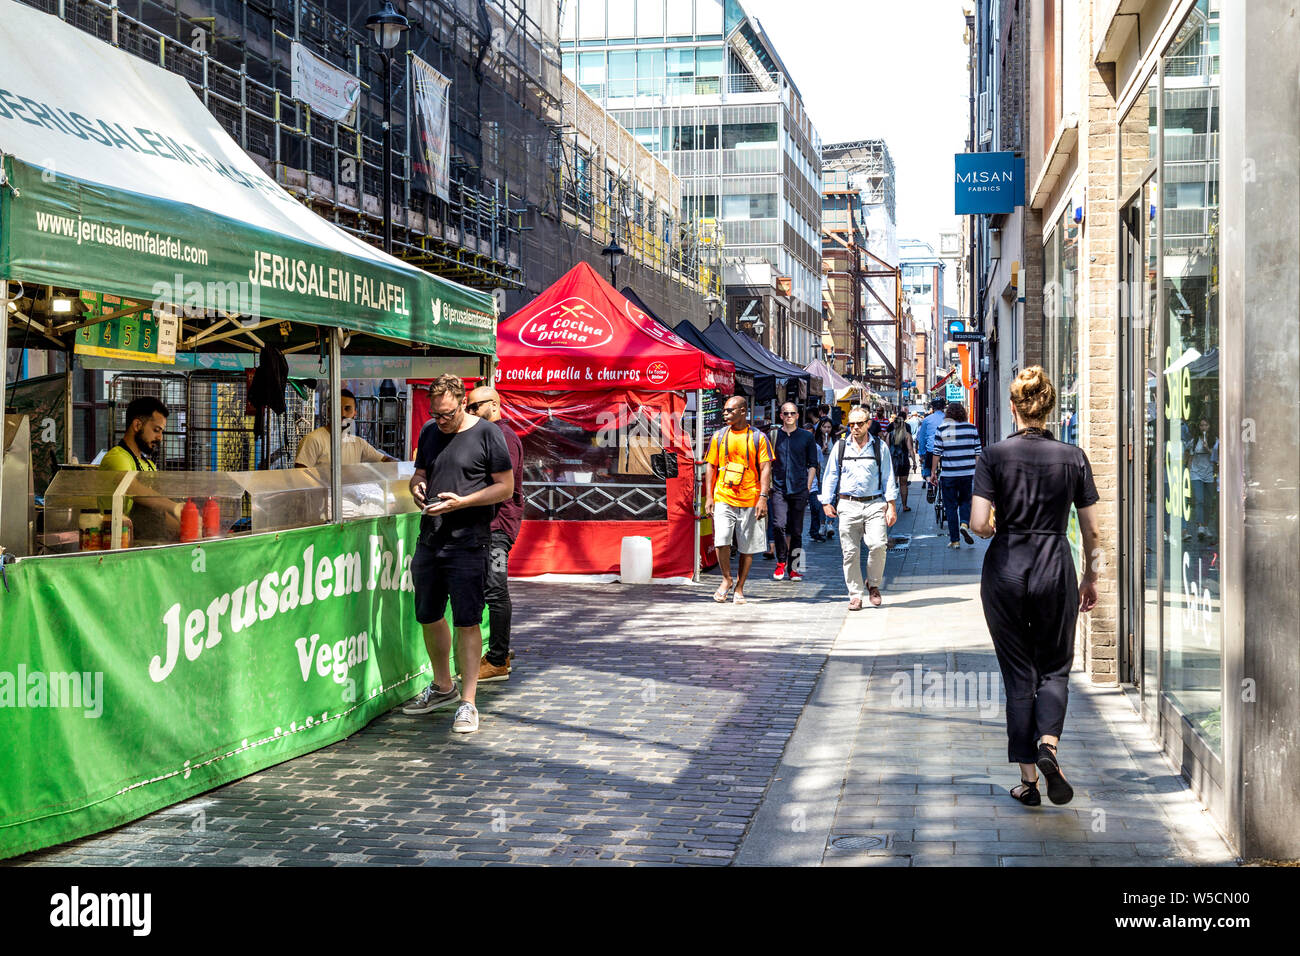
xmin=822 ymin=139 xmax=897 ymax=223
xmin=20 ymin=0 xmax=571 ymax=290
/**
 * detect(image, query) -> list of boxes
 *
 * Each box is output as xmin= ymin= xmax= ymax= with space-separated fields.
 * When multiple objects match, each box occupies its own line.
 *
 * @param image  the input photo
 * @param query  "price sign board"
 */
xmin=946 ymin=382 xmax=965 ymax=403
xmin=73 ymin=292 xmax=178 ymax=365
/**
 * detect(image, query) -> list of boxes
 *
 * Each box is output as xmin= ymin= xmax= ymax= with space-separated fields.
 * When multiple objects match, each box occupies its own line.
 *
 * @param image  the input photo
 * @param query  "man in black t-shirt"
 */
xmin=401 ymin=374 xmax=514 ymax=734
xmin=465 ymin=385 xmax=524 ymax=683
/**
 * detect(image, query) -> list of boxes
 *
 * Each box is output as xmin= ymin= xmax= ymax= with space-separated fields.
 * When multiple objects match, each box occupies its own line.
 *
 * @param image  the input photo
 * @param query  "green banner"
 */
xmin=0 ymin=514 xmax=472 ymax=859
xmin=1 ymin=158 xmax=497 ymax=355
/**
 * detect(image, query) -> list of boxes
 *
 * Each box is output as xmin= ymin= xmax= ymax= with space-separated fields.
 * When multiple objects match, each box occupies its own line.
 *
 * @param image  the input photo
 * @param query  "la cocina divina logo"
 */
xmin=646 ymin=361 xmax=670 ymax=385
xmin=517 ymin=298 xmax=614 ymax=350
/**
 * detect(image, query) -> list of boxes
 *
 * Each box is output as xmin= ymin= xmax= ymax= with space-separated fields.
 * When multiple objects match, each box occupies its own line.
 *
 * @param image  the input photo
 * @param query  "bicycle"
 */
xmin=931 ymin=473 xmax=944 ymax=527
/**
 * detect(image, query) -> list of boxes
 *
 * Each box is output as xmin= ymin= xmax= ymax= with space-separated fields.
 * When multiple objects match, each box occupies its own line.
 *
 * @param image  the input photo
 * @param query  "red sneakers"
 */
xmin=789 ymin=569 xmax=803 ymax=582
xmin=772 ymin=562 xmax=787 ymax=580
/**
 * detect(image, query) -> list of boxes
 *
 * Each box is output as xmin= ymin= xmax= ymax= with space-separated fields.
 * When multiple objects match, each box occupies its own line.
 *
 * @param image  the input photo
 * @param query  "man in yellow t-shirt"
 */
xmin=98 ymin=395 xmax=182 ymax=540
xmin=704 ymin=394 xmax=772 ymax=605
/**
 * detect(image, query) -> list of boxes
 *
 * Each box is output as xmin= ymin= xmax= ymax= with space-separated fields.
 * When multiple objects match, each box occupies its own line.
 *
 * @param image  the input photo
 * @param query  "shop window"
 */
xmin=1160 ymin=0 xmax=1222 ymax=751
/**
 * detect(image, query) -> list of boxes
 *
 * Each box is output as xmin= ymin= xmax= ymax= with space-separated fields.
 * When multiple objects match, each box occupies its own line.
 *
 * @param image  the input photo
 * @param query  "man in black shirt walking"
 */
xmin=770 ymin=401 xmax=819 ymax=581
xmin=402 ymin=374 xmax=514 ymax=734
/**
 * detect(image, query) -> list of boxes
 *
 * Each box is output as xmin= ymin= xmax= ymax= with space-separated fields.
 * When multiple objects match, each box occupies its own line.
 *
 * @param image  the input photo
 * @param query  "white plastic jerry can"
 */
xmin=619 ymin=535 xmax=654 ymax=584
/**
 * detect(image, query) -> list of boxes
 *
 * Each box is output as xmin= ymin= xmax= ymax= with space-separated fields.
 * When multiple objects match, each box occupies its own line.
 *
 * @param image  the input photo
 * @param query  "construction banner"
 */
xmin=410 ymin=54 xmax=452 ymax=202
xmin=291 ymin=41 xmax=361 ymax=126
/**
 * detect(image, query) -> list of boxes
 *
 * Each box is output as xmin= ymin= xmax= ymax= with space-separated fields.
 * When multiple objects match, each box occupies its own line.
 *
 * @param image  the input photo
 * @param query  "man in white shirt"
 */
xmin=820 ymin=408 xmax=899 ymax=609
xmin=295 ymin=388 xmax=395 ymax=468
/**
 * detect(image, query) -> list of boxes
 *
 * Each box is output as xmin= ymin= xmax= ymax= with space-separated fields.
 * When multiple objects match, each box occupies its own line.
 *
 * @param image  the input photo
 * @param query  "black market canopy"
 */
xmin=619 ymin=286 xmax=757 ymax=397
xmin=696 ymin=318 xmax=810 ymax=404
xmin=0 ymin=0 xmax=494 ymax=357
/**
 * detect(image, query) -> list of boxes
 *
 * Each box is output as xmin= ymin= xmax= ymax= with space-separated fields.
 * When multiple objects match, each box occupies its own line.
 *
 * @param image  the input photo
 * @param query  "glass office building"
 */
xmin=560 ymin=0 xmax=824 ymax=365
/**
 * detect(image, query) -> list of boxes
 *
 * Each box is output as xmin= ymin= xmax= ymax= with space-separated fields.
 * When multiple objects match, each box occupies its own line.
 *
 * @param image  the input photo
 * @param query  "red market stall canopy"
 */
xmin=494 ymin=262 xmax=734 ymax=394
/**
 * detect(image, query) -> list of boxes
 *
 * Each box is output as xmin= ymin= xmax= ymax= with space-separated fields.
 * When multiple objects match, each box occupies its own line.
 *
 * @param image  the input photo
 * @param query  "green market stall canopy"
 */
xmin=0 ymin=0 xmax=494 ymax=356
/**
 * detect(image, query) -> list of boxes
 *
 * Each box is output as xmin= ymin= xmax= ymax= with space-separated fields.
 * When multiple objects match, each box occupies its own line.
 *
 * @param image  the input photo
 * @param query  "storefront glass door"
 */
xmin=1119 ymin=72 xmax=1159 ymax=703
xmin=1159 ymin=0 xmax=1222 ymax=751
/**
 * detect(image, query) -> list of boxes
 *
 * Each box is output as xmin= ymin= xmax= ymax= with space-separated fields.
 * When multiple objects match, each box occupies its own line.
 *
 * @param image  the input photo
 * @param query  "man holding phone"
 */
xmin=402 ymin=374 xmax=514 ymax=734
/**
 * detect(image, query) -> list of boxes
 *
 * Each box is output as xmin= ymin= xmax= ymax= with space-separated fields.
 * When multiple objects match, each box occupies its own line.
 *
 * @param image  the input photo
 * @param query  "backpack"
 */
xmin=827 ymin=435 xmax=882 ymax=502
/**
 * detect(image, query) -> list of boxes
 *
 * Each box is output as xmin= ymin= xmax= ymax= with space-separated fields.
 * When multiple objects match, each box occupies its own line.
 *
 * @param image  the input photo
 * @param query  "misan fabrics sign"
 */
xmin=954 ymin=152 xmax=1023 ymax=215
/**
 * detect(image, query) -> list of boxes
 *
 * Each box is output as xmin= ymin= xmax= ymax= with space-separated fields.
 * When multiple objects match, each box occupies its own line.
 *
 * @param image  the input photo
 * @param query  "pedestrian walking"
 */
xmin=820 ymin=408 xmax=899 ymax=609
xmin=464 ymin=386 xmax=524 ymax=683
xmin=929 ymin=403 xmax=981 ymax=548
xmin=402 ymin=374 xmax=514 ymax=734
xmin=888 ymin=411 xmax=918 ymax=512
xmin=1188 ymin=416 xmax=1217 ymax=539
xmin=808 ymin=420 xmax=831 ymax=541
xmin=968 ymin=367 xmax=1101 ymax=807
xmin=704 ymin=395 xmax=773 ymax=604
xmin=769 ymin=401 xmax=819 ymax=582
xmin=915 ymin=396 xmax=947 ymax=504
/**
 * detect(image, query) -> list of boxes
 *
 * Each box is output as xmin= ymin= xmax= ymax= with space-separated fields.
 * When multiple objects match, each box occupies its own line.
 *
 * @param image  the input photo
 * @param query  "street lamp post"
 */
xmin=704 ymin=293 xmax=721 ymax=322
xmin=600 ymin=236 xmax=625 ymax=288
xmin=366 ymin=2 xmax=409 ymax=255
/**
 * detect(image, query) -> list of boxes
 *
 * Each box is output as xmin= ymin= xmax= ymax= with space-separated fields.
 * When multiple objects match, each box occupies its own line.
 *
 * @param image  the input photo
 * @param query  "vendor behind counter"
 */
xmin=98 ymin=395 xmax=181 ymax=538
xmin=296 ymin=388 xmax=396 ymax=468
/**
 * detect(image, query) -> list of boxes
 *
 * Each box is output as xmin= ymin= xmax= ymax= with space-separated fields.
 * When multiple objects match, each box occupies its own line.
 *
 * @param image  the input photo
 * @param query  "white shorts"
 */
xmin=713 ymin=502 xmax=767 ymax=555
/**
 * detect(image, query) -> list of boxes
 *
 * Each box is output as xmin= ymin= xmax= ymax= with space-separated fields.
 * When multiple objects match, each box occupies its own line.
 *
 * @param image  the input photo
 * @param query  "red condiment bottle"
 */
xmin=203 ymin=497 xmax=221 ymax=538
xmin=179 ymin=499 xmax=201 ymax=543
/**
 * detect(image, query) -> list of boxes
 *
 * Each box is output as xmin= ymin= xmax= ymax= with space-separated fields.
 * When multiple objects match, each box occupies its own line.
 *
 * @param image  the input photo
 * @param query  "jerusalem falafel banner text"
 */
xmin=0 ymin=0 xmax=495 ymax=354
xmin=0 ymin=514 xmax=432 ymax=859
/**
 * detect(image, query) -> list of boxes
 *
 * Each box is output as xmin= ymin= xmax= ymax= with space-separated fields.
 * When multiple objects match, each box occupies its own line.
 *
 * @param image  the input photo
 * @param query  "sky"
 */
xmin=740 ymin=0 xmax=971 ymax=307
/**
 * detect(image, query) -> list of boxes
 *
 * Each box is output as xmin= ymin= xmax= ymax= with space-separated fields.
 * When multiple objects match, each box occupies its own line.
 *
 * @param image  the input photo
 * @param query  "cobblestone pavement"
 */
xmin=12 ymin=520 xmax=853 ymax=867
xmin=738 ymin=488 xmax=1237 ymax=867
xmin=10 ymin=481 xmax=1235 ymax=868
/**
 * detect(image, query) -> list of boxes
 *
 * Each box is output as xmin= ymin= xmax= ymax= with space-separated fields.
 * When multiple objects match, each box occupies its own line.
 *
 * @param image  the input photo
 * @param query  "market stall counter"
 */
xmin=0 ymin=0 xmax=498 ymax=859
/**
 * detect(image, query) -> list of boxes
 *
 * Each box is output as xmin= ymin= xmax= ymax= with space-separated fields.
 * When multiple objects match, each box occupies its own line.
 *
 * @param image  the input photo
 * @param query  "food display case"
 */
xmin=337 ymin=461 xmax=417 ymax=519
xmin=43 ymin=468 xmax=246 ymax=552
xmin=229 ymin=468 xmax=331 ymax=534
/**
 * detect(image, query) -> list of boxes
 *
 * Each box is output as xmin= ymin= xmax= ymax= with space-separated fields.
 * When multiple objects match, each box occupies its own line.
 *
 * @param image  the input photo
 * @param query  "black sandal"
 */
xmin=1009 ymin=778 xmax=1041 ymax=806
xmin=1036 ymin=742 xmax=1075 ymax=805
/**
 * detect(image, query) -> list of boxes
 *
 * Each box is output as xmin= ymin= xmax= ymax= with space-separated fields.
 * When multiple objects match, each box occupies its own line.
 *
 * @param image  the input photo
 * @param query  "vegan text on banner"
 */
xmin=0 ymin=514 xmax=485 ymax=859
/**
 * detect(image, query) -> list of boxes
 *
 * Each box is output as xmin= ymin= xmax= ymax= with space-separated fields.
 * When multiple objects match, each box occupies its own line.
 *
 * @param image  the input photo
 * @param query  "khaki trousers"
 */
xmin=836 ymin=498 xmax=889 ymax=595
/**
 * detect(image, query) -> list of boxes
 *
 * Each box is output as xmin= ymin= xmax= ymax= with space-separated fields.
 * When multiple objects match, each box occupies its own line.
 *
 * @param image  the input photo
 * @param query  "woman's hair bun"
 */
xmin=1010 ymin=366 xmax=1055 ymax=422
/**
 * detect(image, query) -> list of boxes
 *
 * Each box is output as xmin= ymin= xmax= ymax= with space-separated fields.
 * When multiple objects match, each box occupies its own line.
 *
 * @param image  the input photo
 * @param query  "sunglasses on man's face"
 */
xmin=467 ymin=400 xmax=493 ymax=413
xmin=849 ymin=420 xmax=869 ymax=427
xmin=781 ymin=411 xmax=799 ymax=417
xmin=431 ymin=407 xmax=461 ymax=422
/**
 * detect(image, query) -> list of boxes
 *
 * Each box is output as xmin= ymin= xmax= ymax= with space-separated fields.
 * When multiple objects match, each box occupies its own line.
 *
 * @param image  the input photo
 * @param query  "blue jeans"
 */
xmin=808 ymin=493 xmax=823 ymax=537
xmin=941 ymin=475 xmax=973 ymax=543
xmin=1192 ymin=479 xmax=1215 ymax=531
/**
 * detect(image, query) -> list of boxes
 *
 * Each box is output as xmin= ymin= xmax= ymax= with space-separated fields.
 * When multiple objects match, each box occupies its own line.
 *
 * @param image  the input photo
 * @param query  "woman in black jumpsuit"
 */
xmin=969 ymin=368 xmax=1100 ymax=807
